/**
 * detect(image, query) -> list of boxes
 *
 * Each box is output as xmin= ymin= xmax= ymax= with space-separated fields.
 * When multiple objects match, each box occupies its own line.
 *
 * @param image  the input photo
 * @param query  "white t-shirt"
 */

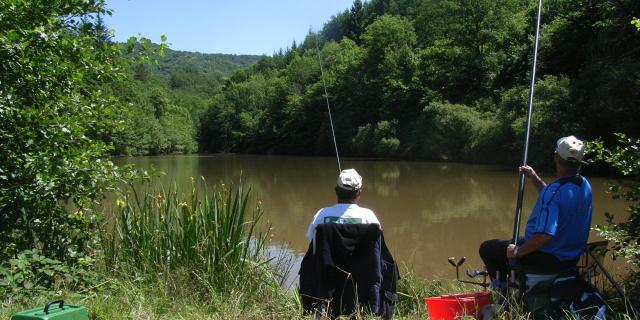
xmin=305 ymin=203 xmax=381 ymax=241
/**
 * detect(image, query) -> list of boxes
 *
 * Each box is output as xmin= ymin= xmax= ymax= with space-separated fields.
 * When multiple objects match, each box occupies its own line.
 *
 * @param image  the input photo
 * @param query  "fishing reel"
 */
xmin=447 ymin=256 xmax=490 ymax=290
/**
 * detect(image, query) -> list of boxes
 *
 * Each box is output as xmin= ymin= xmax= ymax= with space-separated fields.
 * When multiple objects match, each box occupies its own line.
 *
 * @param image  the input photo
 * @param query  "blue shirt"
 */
xmin=524 ymin=175 xmax=593 ymax=261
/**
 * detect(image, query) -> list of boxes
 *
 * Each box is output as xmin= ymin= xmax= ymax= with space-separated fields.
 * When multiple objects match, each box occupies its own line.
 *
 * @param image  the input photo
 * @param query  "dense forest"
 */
xmin=110 ymin=48 xmax=258 ymax=155
xmin=190 ymin=0 xmax=639 ymax=167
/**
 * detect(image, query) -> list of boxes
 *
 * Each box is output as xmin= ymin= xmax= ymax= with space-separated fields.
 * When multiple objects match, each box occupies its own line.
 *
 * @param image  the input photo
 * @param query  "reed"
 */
xmin=103 ymin=178 xmax=273 ymax=293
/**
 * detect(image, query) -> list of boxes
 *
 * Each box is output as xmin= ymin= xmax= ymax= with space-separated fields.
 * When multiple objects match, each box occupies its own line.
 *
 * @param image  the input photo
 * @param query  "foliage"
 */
xmin=352 ymin=120 xmax=400 ymax=157
xmin=108 ymin=48 xmax=258 ymax=155
xmin=588 ymin=133 xmax=640 ymax=302
xmin=0 ymin=0 xmax=162 ymax=296
xmin=197 ymin=0 xmax=639 ymax=165
xmin=0 ymin=249 xmax=98 ymax=302
xmin=104 ymin=179 xmax=274 ymax=294
xmin=410 ymin=101 xmax=501 ymax=162
xmin=589 ymin=134 xmax=640 ymax=264
xmin=0 ymin=0 xmax=113 ymax=265
xmin=499 ymin=75 xmax=578 ymax=167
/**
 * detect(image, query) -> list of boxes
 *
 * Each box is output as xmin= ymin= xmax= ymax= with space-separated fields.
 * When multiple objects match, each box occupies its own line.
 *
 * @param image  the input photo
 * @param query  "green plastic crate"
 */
xmin=11 ymin=300 xmax=88 ymax=320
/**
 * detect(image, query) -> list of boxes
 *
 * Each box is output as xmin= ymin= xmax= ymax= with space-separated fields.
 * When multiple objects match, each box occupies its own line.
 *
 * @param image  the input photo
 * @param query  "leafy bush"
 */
xmin=0 ymin=249 xmax=98 ymax=302
xmin=0 ymin=0 xmax=157 ymax=295
xmin=352 ymin=120 xmax=400 ymax=157
xmin=410 ymin=101 xmax=501 ymax=162
xmin=589 ymin=133 xmax=640 ymax=303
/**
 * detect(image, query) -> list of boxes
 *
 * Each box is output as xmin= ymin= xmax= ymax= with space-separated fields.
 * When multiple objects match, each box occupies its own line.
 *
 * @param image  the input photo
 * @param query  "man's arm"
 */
xmin=519 ymin=165 xmax=546 ymax=192
xmin=506 ymin=233 xmax=553 ymax=258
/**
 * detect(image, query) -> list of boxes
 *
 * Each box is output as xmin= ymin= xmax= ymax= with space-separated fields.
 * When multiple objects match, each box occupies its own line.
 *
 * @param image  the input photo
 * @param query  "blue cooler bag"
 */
xmin=11 ymin=300 xmax=89 ymax=320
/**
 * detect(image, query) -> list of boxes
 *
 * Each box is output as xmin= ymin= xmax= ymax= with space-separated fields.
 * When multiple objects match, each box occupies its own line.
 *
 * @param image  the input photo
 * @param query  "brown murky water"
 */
xmin=113 ymin=154 xmax=627 ymax=285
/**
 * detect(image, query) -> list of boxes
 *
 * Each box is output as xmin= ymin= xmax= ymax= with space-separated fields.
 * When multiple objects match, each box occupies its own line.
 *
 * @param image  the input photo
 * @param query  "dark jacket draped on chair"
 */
xmin=298 ymin=223 xmax=399 ymax=319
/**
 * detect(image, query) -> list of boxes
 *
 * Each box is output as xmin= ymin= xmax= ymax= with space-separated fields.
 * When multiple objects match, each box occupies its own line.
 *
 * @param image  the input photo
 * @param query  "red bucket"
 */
xmin=424 ymin=291 xmax=491 ymax=320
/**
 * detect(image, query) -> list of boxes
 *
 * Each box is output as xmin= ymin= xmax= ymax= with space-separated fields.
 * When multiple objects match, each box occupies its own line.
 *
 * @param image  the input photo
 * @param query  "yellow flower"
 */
xmin=116 ymin=199 xmax=126 ymax=208
xmin=178 ymin=202 xmax=188 ymax=208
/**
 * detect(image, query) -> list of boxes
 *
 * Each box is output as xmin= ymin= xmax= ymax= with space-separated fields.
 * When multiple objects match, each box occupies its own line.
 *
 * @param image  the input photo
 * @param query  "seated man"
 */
xmin=300 ymin=168 xmax=397 ymax=319
xmin=479 ymin=135 xmax=593 ymax=285
xmin=305 ymin=168 xmax=381 ymax=241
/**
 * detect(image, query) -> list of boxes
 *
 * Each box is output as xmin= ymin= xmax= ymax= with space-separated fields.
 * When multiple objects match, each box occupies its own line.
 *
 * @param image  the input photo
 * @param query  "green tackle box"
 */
xmin=11 ymin=300 xmax=88 ymax=320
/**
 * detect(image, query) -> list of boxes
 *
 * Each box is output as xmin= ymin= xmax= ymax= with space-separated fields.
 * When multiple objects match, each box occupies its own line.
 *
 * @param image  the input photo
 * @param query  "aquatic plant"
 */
xmin=103 ymin=178 xmax=276 ymax=294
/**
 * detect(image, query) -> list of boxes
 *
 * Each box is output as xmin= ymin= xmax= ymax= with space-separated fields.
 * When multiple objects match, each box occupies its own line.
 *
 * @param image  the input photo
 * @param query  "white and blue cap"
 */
xmin=337 ymin=168 xmax=362 ymax=191
xmin=555 ymin=135 xmax=585 ymax=162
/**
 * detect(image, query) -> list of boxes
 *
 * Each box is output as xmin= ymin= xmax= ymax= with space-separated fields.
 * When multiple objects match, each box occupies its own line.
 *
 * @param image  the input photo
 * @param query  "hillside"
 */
xmin=112 ymin=48 xmax=260 ymax=155
xmin=198 ymin=0 xmax=640 ymax=167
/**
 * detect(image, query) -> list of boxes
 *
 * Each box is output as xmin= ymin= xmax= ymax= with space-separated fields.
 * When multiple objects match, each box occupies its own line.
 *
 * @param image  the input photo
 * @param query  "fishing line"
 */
xmin=511 ymin=0 xmax=544 ymax=245
xmin=315 ymin=38 xmax=342 ymax=172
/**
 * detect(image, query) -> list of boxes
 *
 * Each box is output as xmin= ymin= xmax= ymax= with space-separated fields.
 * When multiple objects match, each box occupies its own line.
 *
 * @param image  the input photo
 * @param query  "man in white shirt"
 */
xmin=305 ymin=168 xmax=381 ymax=241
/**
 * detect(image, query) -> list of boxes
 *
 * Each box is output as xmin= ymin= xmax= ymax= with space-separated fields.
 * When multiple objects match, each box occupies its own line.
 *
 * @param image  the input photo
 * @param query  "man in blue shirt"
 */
xmin=479 ymin=135 xmax=593 ymax=282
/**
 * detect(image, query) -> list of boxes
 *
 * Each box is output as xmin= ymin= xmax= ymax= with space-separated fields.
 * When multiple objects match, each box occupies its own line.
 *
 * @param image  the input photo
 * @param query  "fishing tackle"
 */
xmin=512 ymin=0 xmax=543 ymax=246
xmin=447 ymin=256 xmax=490 ymax=290
xmin=315 ymin=38 xmax=342 ymax=172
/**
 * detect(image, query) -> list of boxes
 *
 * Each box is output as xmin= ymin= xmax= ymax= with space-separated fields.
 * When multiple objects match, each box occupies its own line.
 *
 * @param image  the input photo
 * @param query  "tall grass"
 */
xmin=103 ymin=178 xmax=277 ymax=295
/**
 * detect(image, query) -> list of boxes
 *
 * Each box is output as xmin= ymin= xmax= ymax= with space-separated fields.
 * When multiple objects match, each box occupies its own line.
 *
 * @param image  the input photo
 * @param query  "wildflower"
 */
xmin=116 ymin=199 xmax=126 ymax=208
xmin=179 ymin=202 xmax=188 ymax=208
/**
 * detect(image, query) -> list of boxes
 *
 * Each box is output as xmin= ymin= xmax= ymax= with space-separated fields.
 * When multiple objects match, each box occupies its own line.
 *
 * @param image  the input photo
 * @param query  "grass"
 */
xmin=103 ymin=178 xmax=273 ymax=293
xmin=0 ymin=267 xmax=453 ymax=319
xmin=3 ymin=179 xmax=639 ymax=319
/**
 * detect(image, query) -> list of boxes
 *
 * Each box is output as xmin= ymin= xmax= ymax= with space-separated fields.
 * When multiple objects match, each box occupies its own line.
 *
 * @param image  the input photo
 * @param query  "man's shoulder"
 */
xmin=548 ymin=175 xmax=591 ymax=190
xmin=352 ymin=205 xmax=375 ymax=214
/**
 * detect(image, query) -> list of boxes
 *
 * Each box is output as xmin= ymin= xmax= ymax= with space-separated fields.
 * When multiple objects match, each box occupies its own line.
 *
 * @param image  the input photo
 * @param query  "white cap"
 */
xmin=336 ymin=168 xmax=362 ymax=191
xmin=555 ymin=135 xmax=585 ymax=162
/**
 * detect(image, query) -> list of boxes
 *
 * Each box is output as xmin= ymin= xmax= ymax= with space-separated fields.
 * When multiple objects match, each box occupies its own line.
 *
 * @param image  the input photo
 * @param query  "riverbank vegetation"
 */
xmin=2 ymin=0 xmax=639 ymax=319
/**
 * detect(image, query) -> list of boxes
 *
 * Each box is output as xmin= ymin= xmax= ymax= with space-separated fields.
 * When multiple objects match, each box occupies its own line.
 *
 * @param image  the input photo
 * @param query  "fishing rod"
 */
xmin=511 ymin=0 xmax=543 ymax=245
xmin=315 ymin=37 xmax=342 ymax=172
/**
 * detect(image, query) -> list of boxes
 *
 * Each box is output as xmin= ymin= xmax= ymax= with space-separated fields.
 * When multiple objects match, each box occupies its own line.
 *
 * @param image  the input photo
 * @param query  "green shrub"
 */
xmin=352 ymin=120 xmax=400 ymax=157
xmin=411 ymin=101 xmax=500 ymax=162
xmin=589 ymin=133 xmax=640 ymax=304
xmin=0 ymin=249 xmax=98 ymax=302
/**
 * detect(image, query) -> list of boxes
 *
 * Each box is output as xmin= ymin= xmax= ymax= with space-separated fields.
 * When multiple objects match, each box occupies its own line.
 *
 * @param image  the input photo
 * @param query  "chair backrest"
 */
xmin=299 ymin=223 xmax=397 ymax=319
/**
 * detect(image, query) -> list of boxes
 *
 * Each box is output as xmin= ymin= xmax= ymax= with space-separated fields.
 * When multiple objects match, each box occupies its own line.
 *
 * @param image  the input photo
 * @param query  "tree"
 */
xmin=348 ymin=0 xmax=366 ymax=41
xmin=362 ymin=15 xmax=419 ymax=124
xmin=414 ymin=0 xmax=525 ymax=102
xmin=0 ymin=0 xmax=147 ymax=273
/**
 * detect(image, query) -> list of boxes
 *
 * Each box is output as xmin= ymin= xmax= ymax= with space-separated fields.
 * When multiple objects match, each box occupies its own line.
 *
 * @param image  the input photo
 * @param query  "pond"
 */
xmin=113 ymin=154 xmax=627 ymax=287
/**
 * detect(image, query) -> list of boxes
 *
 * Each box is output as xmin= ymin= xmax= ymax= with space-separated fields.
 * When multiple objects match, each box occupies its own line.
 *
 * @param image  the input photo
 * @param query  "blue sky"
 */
xmin=104 ymin=0 xmax=355 ymax=55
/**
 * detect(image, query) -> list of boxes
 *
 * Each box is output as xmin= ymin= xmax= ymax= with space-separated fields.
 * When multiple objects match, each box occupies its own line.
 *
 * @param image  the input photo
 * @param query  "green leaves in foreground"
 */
xmin=0 ymin=249 xmax=99 ymax=301
xmin=588 ymin=133 xmax=640 ymax=303
xmin=104 ymin=179 xmax=272 ymax=291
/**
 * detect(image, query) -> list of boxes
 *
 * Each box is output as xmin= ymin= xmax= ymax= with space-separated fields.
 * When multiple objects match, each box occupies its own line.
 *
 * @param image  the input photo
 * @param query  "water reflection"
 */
xmin=113 ymin=155 xmax=627 ymax=280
